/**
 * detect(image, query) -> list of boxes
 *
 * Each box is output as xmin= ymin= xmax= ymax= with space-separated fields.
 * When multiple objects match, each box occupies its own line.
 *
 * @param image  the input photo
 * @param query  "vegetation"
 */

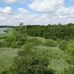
xmin=26 ymin=23 xmax=74 ymax=40
xmin=0 ymin=23 xmax=74 ymax=74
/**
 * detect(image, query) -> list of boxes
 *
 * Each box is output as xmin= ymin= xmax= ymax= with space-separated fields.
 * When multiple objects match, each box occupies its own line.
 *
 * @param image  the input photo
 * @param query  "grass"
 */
xmin=0 ymin=48 xmax=18 ymax=73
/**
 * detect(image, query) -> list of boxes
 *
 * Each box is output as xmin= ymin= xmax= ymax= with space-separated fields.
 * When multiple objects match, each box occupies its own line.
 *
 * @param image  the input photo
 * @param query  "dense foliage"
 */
xmin=0 ymin=23 xmax=74 ymax=74
xmin=0 ymin=23 xmax=74 ymax=40
xmin=26 ymin=23 xmax=74 ymax=40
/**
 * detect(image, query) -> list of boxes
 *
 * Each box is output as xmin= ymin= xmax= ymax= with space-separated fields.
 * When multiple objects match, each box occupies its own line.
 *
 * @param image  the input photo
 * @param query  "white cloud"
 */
xmin=0 ymin=7 xmax=12 ymax=14
xmin=27 ymin=0 xmax=74 ymax=24
xmin=0 ymin=0 xmax=25 ymax=3
xmin=29 ymin=0 xmax=64 ymax=12
xmin=18 ymin=8 xmax=29 ymax=15
xmin=5 ymin=0 xmax=16 ymax=3
xmin=0 ymin=0 xmax=74 ymax=25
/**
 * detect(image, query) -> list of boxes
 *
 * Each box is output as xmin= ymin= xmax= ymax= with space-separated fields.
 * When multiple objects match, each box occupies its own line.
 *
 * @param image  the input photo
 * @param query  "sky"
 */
xmin=0 ymin=0 xmax=74 ymax=25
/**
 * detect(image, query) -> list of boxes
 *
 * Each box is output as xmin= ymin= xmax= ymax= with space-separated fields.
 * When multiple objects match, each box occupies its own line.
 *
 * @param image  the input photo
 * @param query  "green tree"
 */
xmin=5 ymin=23 xmax=28 ymax=48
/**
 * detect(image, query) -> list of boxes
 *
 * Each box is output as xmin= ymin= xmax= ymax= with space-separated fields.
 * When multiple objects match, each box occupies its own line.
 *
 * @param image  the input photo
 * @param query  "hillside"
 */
xmin=0 ymin=24 xmax=74 ymax=74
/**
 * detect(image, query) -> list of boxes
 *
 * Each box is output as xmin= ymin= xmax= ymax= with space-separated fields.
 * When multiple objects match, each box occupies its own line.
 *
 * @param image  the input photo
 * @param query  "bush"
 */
xmin=65 ymin=39 xmax=74 ymax=56
xmin=58 ymin=39 xmax=68 ymax=50
xmin=0 ymin=39 xmax=6 ymax=47
xmin=8 ymin=48 xmax=54 ymax=74
xmin=0 ymin=48 xmax=18 ymax=74
xmin=26 ymin=37 xmax=45 ymax=46
xmin=7 ymin=46 xmax=74 ymax=74
xmin=26 ymin=37 xmax=57 ymax=47
xmin=44 ymin=39 xmax=57 ymax=47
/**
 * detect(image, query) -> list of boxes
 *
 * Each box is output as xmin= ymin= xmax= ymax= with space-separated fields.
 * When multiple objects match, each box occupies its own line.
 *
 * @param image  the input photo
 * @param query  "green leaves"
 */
xmin=0 ymin=23 xmax=74 ymax=74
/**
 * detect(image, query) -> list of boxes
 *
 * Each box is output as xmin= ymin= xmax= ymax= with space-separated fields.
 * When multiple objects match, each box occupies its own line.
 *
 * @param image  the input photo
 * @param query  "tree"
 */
xmin=5 ymin=22 xmax=28 ymax=48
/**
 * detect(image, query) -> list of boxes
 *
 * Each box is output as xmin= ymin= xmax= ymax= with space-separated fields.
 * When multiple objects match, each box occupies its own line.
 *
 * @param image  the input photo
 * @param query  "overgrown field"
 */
xmin=0 ymin=24 xmax=74 ymax=74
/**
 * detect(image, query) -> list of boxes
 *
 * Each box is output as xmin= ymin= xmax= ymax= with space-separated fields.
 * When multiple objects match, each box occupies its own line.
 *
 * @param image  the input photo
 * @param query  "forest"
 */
xmin=0 ymin=23 xmax=74 ymax=74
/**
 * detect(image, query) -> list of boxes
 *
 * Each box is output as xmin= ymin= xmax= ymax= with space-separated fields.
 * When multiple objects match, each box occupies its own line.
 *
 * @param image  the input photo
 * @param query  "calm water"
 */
xmin=0 ymin=28 xmax=8 ymax=33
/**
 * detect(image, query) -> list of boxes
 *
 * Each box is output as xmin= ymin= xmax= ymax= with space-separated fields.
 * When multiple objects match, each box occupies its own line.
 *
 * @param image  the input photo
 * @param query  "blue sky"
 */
xmin=0 ymin=0 xmax=74 ymax=25
xmin=64 ymin=0 xmax=74 ymax=7
xmin=0 ymin=0 xmax=30 ymax=11
xmin=0 ymin=0 xmax=74 ymax=10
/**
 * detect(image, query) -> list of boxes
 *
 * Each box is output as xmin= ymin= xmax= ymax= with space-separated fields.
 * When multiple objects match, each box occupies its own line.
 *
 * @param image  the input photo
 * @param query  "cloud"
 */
xmin=5 ymin=0 xmax=16 ymax=3
xmin=18 ymin=8 xmax=29 ymax=15
xmin=1 ymin=0 xmax=25 ymax=3
xmin=0 ymin=0 xmax=74 ymax=25
xmin=0 ymin=7 xmax=12 ymax=14
xmin=29 ymin=0 xmax=64 ymax=12
xmin=27 ymin=0 xmax=74 ymax=24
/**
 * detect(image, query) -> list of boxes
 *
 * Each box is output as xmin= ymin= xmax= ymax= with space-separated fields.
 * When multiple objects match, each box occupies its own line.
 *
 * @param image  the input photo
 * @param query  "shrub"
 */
xmin=65 ymin=39 xmax=74 ymax=56
xmin=8 ymin=46 xmax=55 ymax=74
xmin=44 ymin=39 xmax=57 ymax=47
xmin=26 ymin=37 xmax=57 ymax=47
xmin=0 ymin=39 xmax=6 ymax=47
xmin=26 ymin=37 xmax=45 ymax=46
xmin=58 ymin=39 xmax=68 ymax=50
xmin=8 ymin=46 xmax=73 ymax=74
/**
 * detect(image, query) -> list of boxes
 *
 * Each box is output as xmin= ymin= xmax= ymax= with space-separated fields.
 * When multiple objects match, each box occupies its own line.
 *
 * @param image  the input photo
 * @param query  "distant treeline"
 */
xmin=0 ymin=23 xmax=74 ymax=40
xmin=0 ymin=26 xmax=14 ymax=28
xmin=26 ymin=23 xmax=74 ymax=40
